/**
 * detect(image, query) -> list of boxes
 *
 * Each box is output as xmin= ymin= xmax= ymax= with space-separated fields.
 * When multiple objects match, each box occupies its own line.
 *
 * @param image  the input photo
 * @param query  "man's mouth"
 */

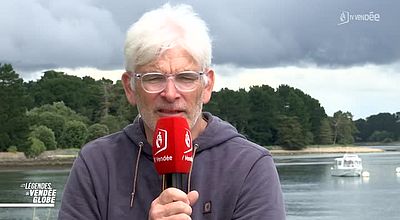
xmin=157 ymin=109 xmax=185 ymax=115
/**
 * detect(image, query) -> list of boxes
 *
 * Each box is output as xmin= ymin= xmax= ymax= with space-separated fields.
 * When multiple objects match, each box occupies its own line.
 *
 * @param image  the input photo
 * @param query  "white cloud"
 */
xmin=54 ymin=67 xmax=124 ymax=82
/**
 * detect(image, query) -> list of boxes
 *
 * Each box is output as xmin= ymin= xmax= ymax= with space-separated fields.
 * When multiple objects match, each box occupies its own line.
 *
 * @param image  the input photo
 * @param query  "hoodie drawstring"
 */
xmin=130 ymin=141 xmax=144 ymax=207
xmin=187 ymin=144 xmax=199 ymax=192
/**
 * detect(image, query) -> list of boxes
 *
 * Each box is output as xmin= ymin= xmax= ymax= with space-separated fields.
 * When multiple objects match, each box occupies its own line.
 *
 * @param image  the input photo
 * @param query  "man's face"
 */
xmin=122 ymin=47 xmax=214 ymax=134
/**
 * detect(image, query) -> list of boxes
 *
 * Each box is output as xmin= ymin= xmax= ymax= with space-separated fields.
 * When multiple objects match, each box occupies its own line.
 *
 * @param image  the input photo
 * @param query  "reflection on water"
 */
xmin=276 ymin=151 xmax=400 ymax=220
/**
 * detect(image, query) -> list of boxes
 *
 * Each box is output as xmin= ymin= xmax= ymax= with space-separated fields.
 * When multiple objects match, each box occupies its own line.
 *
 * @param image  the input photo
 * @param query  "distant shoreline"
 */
xmin=0 ymin=146 xmax=388 ymax=168
xmin=0 ymin=149 xmax=77 ymax=169
xmin=269 ymin=146 xmax=384 ymax=156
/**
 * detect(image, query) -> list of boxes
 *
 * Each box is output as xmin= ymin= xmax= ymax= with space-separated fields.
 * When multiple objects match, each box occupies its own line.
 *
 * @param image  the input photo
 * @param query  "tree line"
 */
xmin=1 ymin=63 xmax=399 ymax=156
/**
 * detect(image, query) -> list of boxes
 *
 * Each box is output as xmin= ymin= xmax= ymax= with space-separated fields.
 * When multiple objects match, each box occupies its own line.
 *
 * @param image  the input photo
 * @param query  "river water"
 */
xmin=0 ymin=150 xmax=399 ymax=219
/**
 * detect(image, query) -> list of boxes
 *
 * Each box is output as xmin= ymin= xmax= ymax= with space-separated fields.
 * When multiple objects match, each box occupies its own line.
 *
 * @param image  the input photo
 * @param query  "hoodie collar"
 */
xmin=193 ymin=112 xmax=245 ymax=152
xmin=123 ymin=116 xmax=153 ymax=158
xmin=123 ymin=112 xmax=245 ymax=155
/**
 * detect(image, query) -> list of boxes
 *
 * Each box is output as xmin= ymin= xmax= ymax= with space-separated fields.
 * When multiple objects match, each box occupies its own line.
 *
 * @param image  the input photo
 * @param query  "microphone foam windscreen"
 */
xmin=152 ymin=117 xmax=193 ymax=175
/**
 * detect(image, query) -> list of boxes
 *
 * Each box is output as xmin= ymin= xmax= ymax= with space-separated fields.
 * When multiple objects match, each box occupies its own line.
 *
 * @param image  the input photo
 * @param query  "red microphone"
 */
xmin=152 ymin=116 xmax=193 ymax=191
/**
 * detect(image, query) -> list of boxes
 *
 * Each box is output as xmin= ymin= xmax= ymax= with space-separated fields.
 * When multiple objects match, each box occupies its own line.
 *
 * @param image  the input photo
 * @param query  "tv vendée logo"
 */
xmin=338 ymin=11 xmax=380 ymax=25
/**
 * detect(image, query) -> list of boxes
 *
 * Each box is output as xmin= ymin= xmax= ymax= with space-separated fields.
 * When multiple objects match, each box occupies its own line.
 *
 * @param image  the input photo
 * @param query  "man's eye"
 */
xmin=143 ymin=74 xmax=164 ymax=82
xmin=176 ymin=73 xmax=198 ymax=82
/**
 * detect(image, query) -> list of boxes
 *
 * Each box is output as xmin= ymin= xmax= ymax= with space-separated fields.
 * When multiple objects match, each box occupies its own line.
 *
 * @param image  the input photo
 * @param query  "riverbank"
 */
xmin=269 ymin=146 xmax=385 ymax=156
xmin=0 ymin=149 xmax=78 ymax=168
xmin=0 ymin=146 xmax=387 ymax=167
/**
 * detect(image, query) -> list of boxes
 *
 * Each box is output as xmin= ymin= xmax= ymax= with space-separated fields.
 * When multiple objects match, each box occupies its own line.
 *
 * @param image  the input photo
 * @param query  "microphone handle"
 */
xmin=163 ymin=173 xmax=187 ymax=192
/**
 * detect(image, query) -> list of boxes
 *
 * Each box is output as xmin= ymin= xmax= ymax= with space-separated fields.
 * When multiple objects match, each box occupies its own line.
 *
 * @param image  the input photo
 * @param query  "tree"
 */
xmin=27 ymin=102 xmax=89 ymax=144
xmin=276 ymin=85 xmax=327 ymax=144
xmin=318 ymin=118 xmax=333 ymax=144
xmin=107 ymin=80 xmax=138 ymax=123
xmin=368 ymin=130 xmax=394 ymax=143
xmin=59 ymin=120 xmax=88 ymax=148
xmin=26 ymin=137 xmax=46 ymax=158
xmin=208 ymin=88 xmax=250 ymax=135
xmin=203 ymin=91 xmax=220 ymax=116
xmin=99 ymin=115 xmax=129 ymax=133
xmin=87 ymin=123 xmax=110 ymax=142
xmin=247 ymin=85 xmax=279 ymax=145
xmin=366 ymin=113 xmax=399 ymax=141
xmin=0 ymin=64 xmax=31 ymax=151
xmin=276 ymin=116 xmax=307 ymax=150
xmin=27 ymin=101 xmax=88 ymax=124
xmin=31 ymin=112 xmax=66 ymax=144
xmin=331 ymin=111 xmax=358 ymax=145
xmin=354 ymin=119 xmax=368 ymax=142
xmin=29 ymin=125 xmax=57 ymax=150
xmin=27 ymin=71 xmax=103 ymax=122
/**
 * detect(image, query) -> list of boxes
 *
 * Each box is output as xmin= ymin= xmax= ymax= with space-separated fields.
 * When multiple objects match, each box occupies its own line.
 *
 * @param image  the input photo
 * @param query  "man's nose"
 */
xmin=160 ymin=78 xmax=180 ymax=102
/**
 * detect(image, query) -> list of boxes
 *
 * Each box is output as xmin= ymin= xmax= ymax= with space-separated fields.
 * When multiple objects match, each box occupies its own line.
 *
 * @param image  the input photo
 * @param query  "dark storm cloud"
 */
xmin=196 ymin=0 xmax=400 ymax=68
xmin=1 ymin=0 xmax=399 ymax=78
xmin=0 ymin=0 xmax=124 ymax=76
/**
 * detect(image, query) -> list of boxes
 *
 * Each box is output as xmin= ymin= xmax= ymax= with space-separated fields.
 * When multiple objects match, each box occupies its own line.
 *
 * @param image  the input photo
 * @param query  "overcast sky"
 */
xmin=1 ymin=0 xmax=399 ymax=119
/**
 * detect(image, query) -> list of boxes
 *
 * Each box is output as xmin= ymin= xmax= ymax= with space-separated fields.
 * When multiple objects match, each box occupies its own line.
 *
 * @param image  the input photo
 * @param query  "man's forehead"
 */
xmin=136 ymin=48 xmax=199 ymax=73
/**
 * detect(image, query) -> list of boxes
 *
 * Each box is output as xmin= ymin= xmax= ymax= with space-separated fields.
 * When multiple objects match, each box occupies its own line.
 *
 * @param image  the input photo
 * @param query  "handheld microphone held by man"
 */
xmin=152 ymin=116 xmax=193 ymax=192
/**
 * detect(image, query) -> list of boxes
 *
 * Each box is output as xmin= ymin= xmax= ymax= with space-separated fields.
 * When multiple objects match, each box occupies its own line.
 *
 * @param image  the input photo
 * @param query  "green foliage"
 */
xmin=205 ymin=85 xmax=328 ymax=147
xmin=7 ymin=146 xmax=18 ymax=153
xmin=27 ymin=71 xmax=103 ymax=122
xmin=277 ymin=85 xmax=326 ymax=143
xmin=331 ymin=111 xmax=358 ymax=145
xmin=27 ymin=101 xmax=89 ymax=124
xmin=355 ymin=113 xmax=400 ymax=142
xmin=368 ymin=130 xmax=393 ymax=142
xmin=276 ymin=116 xmax=307 ymax=150
xmin=31 ymin=111 xmax=65 ymax=143
xmin=0 ymin=64 xmax=31 ymax=151
xmin=4 ymin=63 xmax=397 ymax=151
xmin=318 ymin=118 xmax=333 ymax=144
xmin=205 ymin=88 xmax=250 ymax=134
xmin=27 ymin=137 xmax=46 ymax=158
xmin=87 ymin=123 xmax=110 ymax=142
xmin=27 ymin=102 xmax=89 ymax=144
xmin=99 ymin=115 xmax=129 ymax=133
xmin=29 ymin=125 xmax=57 ymax=150
xmin=246 ymin=85 xmax=279 ymax=145
xmin=59 ymin=120 xmax=88 ymax=148
xmin=106 ymin=80 xmax=138 ymax=123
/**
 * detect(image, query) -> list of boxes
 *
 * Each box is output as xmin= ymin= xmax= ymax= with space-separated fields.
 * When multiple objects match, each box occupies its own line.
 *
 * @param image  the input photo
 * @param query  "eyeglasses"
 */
xmin=134 ymin=71 xmax=205 ymax=93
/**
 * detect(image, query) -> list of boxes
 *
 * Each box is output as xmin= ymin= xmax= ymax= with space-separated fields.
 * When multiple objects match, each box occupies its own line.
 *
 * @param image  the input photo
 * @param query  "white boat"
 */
xmin=330 ymin=154 xmax=363 ymax=177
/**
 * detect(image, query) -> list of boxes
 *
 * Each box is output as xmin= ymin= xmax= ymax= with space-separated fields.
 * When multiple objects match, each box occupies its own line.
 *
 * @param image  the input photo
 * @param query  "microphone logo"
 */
xmin=154 ymin=129 xmax=167 ymax=155
xmin=183 ymin=128 xmax=192 ymax=154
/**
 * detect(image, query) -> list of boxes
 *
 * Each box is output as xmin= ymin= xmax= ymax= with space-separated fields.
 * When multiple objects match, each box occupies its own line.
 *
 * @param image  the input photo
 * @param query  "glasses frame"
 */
xmin=133 ymin=71 xmax=205 ymax=93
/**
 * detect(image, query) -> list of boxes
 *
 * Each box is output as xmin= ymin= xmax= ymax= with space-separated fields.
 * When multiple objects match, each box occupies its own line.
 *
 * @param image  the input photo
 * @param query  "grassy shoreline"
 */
xmin=0 ymin=146 xmax=389 ymax=167
xmin=269 ymin=146 xmax=384 ymax=156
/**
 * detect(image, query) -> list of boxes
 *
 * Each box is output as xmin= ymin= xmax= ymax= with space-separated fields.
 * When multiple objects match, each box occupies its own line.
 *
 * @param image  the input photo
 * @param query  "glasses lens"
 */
xmin=141 ymin=73 xmax=166 ymax=92
xmin=174 ymin=72 xmax=201 ymax=91
xmin=138 ymin=71 xmax=203 ymax=93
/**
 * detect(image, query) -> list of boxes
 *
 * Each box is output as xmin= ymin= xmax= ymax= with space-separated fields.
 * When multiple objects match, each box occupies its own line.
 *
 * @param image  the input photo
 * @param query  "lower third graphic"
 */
xmin=0 ymin=182 xmax=57 ymax=208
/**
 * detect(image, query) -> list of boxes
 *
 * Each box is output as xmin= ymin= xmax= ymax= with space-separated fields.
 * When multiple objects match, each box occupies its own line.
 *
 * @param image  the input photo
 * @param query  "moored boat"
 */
xmin=330 ymin=154 xmax=363 ymax=177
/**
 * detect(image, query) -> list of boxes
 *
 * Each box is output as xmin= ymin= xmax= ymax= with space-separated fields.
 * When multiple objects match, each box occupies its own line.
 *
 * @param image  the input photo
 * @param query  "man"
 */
xmin=59 ymin=3 xmax=285 ymax=219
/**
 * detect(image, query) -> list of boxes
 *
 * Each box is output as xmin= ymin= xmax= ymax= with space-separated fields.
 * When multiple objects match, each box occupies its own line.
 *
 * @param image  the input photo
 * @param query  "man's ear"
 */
xmin=121 ymin=72 xmax=137 ymax=106
xmin=202 ymin=69 xmax=215 ymax=104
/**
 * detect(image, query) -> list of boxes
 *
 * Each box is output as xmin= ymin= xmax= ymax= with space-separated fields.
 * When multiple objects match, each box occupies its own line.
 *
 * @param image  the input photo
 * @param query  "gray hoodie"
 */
xmin=58 ymin=112 xmax=286 ymax=219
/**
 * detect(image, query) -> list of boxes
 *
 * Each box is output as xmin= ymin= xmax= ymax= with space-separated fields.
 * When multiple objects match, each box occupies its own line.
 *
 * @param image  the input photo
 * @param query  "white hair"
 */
xmin=124 ymin=3 xmax=212 ymax=73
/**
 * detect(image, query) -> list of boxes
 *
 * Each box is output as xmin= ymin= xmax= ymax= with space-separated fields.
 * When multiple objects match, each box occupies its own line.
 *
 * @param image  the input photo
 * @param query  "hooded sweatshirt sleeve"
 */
xmin=58 ymin=152 xmax=101 ymax=219
xmin=232 ymin=155 xmax=286 ymax=219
